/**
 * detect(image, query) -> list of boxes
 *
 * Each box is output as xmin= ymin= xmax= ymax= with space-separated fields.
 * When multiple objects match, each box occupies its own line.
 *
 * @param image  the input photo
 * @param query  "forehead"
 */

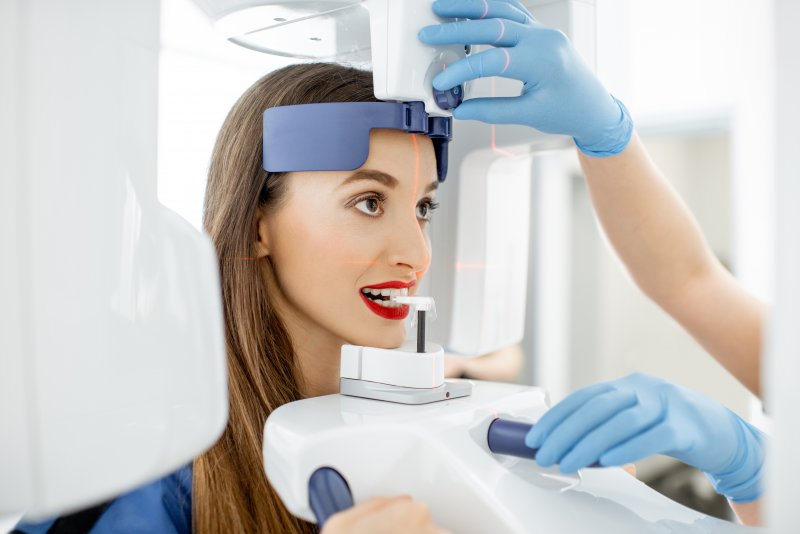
xmin=362 ymin=129 xmax=437 ymax=182
xmin=282 ymin=129 xmax=438 ymax=197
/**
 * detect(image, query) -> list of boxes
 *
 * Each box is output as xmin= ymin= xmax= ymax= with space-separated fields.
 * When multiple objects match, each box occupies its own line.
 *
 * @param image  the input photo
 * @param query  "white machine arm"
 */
xmin=0 ymin=0 xmax=228 ymax=521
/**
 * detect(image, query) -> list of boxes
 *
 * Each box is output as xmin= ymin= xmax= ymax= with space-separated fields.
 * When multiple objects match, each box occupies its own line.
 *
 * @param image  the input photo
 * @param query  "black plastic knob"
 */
xmin=434 ymin=84 xmax=464 ymax=110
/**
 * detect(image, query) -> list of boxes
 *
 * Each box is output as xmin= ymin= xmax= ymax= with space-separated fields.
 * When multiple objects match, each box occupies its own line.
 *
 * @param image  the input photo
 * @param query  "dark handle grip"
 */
xmin=308 ymin=467 xmax=354 ymax=529
xmin=487 ymin=418 xmax=601 ymax=467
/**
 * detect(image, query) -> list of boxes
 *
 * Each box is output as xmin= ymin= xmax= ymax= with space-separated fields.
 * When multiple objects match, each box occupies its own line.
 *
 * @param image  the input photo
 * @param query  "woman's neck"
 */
xmin=272 ymin=300 xmax=343 ymax=398
xmin=292 ymin=327 xmax=344 ymax=398
xmin=265 ymin=271 xmax=347 ymax=398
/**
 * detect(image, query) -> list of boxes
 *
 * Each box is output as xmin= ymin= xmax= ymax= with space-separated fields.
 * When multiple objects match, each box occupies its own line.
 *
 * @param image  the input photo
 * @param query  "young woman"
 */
xmin=196 ymin=62 xmax=447 ymax=533
xmin=14 ymin=63 xmax=447 ymax=534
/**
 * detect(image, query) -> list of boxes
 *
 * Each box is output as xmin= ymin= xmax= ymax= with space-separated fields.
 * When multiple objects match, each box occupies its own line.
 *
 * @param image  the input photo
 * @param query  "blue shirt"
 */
xmin=15 ymin=465 xmax=192 ymax=534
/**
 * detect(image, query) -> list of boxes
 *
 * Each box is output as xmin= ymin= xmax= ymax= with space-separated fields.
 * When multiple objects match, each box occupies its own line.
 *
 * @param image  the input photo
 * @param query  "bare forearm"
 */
xmin=577 ymin=133 xmax=764 ymax=396
xmin=663 ymin=269 xmax=764 ymax=396
xmin=730 ymin=499 xmax=761 ymax=526
xmin=578 ymin=133 xmax=717 ymax=303
xmin=461 ymin=344 xmax=523 ymax=381
xmin=445 ymin=344 xmax=524 ymax=382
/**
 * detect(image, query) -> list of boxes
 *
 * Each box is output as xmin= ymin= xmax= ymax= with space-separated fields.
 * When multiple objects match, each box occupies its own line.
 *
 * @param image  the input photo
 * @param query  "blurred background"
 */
xmin=157 ymin=0 xmax=774 ymax=520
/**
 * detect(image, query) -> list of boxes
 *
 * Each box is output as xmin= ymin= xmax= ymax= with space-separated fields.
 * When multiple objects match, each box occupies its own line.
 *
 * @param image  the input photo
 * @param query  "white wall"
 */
xmin=596 ymin=0 xmax=775 ymax=299
xmin=157 ymin=0 xmax=776 ymax=417
xmin=597 ymin=0 xmax=738 ymax=120
xmin=544 ymin=0 xmax=775 ymax=406
xmin=567 ymin=133 xmax=753 ymax=416
xmin=158 ymin=0 xmax=292 ymax=230
xmin=523 ymin=3 xmax=778 ymax=493
xmin=766 ymin=0 xmax=799 ymax=528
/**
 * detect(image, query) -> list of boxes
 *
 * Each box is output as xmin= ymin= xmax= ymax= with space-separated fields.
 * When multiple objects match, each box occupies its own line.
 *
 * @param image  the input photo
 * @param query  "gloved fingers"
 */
xmin=524 ymin=382 xmax=614 ymax=449
xmin=452 ymin=96 xmax=525 ymax=124
xmin=598 ymin=424 xmax=676 ymax=467
xmin=497 ymin=0 xmax=536 ymax=20
xmin=433 ymin=46 xmax=529 ymax=91
xmin=533 ymin=389 xmax=638 ymax=468
xmin=419 ymin=18 xmax=525 ymax=49
xmin=431 ymin=0 xmax=532 ymax=24
xmin=557 ymin=402 xmax=664 ymax=472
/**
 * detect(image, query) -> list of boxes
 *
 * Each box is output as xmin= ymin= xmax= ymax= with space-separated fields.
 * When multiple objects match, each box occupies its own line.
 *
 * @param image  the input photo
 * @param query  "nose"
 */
xmin=386 ymin=210 xmax=431 ymax=275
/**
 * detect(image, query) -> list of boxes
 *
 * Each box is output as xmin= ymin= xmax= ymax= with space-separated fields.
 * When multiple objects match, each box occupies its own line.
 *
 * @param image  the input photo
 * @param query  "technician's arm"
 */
xmin=578 ymin=135 xmax=765 ymax=396
xmin=524 ymin=373 xmax=766 ymax=526
xmin=420 ymin=0 xmax=764 ymax=396
xmin=444 ymin=344 xmax=524 ymax=381
xmin=730 ymin=500 xmax=760 ymax=526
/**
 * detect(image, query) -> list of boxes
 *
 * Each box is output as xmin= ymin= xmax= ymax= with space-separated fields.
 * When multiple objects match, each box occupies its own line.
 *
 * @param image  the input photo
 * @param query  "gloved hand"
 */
xmin=524 ymin=372 xmax=765 ymax=503
xmin=418 ymin=0 xmax=633 ymax=157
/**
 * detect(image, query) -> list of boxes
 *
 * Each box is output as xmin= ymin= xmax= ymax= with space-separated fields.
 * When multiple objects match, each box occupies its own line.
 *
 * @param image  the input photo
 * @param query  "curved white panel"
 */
xmin=1 ymin=0 xmax=228 ymax=519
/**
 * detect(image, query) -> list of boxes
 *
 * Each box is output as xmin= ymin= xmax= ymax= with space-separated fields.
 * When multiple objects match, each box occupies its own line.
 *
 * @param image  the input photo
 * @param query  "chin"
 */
xmin=350 ymin=325 xmax=406 ymax=349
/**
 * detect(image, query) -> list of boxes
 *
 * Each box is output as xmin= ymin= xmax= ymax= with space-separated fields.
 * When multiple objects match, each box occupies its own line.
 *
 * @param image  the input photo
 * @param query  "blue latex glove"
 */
xmin=418 ymin=0 xmax=633 ymax=157
xmin=525 ymin=373 xmax=765 ymax=503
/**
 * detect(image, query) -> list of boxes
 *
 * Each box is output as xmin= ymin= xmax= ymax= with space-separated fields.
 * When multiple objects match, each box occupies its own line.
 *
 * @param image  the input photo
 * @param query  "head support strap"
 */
xmin=263 ymin=101 xmax=453 ymax=182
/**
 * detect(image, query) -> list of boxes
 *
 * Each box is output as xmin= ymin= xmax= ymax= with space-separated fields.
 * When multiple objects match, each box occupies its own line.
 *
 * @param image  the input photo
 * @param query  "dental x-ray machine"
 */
xmin=0 ymin=0 xmax=767 ymax=532
xmin=194 ymin=1 xmax=761 ymax=532
xmin=0 ymin=0 xmax=228 ymax=524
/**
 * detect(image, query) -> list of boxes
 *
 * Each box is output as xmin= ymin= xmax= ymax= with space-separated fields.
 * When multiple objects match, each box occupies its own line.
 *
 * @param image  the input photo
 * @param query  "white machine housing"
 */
xmin=197 ymin=0 xmax=595 ymax=356
xmin=425 ymin=0 xmax=596 ymax=355
xmin=194 ymin=0 xmax=468 ymax=116
xmin=233 ymin=2 xmax=758 ymax=531
xmin=341 ymin=341 xmax=445 ymax=389
xmin=0 ymin=0 xmax=228 ymax=520
xmin=0 ymin=0 xmax=790 ymax=531
xmin=264 ymin=381 xmax=758 ymax=533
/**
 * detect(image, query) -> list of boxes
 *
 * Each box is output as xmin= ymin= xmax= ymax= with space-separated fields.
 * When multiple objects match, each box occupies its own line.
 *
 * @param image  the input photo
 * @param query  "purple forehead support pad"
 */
xmin=263 ymin=101 xmax=453 ymax=182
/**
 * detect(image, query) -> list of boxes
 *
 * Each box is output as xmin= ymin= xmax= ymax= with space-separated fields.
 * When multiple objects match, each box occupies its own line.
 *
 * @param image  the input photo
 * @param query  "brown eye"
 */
xmin=416 ymin=199 xmax=439 ymax=221
xmin=355 ymin=196 xmax=384 ymax=217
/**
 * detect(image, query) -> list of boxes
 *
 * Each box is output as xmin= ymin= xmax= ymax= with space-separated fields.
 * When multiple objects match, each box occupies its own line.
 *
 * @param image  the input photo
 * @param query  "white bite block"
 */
xmin=340 ymin=341 xmax=444 ymax=389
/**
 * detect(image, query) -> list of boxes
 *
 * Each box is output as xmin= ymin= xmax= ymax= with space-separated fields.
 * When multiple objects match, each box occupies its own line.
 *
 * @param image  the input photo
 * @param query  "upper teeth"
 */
xmin=362 ymin=287 xmax=409 ymax=298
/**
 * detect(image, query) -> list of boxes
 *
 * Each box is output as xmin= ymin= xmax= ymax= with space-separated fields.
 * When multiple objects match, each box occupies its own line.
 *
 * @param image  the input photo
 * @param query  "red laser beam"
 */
xmin=455 ymin=262 xmax=490 ymax=271
xmin=340 ymin=133 xmax=430 ymax=276
xmin=411 ymin=133 xmax=430 ymax=282
xmin=490 ymin=78 xmax=519 ymax=158
xmin=343 ymin=259 xmax=382 ymax=266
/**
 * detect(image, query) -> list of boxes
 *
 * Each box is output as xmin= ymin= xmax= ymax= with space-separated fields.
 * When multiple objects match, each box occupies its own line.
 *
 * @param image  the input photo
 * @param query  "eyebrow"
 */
xmin=339 ymin=169 xmax=438 ymax=194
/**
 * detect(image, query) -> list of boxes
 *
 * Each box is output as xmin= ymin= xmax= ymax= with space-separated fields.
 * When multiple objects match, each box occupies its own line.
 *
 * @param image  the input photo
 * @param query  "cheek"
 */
xmin=285 ymin=218 xmax=379 ymax=270
xmin=413 ymin=229 xmax=432 ymax=280
xmin=271 ymin=209 xmax=382 ymax=304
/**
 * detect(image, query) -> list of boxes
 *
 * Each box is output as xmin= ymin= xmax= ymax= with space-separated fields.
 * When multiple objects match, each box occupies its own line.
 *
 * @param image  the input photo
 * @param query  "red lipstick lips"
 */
xmin=361 ymin=280 xmax=416 ymax=290
xmin=359 ymin=280 xmax=415 ymax=320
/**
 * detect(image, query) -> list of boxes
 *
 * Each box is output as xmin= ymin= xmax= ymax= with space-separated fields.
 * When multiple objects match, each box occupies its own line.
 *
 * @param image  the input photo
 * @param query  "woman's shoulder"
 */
xmin=159 ymin=464 xmax=193 ymax=532
xmin=13 ymin=465 xmax=193 ymax=534
xmin=94 ymin=464 xmax=193 ymax=534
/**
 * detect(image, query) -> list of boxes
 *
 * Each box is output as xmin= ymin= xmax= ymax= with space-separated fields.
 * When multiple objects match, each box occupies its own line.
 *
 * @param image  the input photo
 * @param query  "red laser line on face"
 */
xmin=410 ymin=133 xmax=431 ymax=281
xmin=343 ymin=259 xmax=381 ymax=266
xmin=412 ymin=133 xmax=420 ymax=198
xmin=341 ymin=135 xmax=431 ymax=276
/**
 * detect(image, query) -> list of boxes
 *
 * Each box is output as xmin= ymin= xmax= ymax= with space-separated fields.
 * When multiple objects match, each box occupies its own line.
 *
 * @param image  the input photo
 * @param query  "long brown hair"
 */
xmin=196 ymin=63 xmax=379 ymax=533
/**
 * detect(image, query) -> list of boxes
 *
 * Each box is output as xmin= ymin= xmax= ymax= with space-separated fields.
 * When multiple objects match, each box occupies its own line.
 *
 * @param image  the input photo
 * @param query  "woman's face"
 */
xmin=260 ymin=129 xmax=438 ymax=350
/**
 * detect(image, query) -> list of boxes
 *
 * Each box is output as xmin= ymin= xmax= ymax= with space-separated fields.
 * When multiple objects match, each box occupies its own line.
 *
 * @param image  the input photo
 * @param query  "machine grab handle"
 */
xmin=487 ymin=418 xmax=601 ymax=468
xmin=308 ymin=467 xmax=355 ymax=528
